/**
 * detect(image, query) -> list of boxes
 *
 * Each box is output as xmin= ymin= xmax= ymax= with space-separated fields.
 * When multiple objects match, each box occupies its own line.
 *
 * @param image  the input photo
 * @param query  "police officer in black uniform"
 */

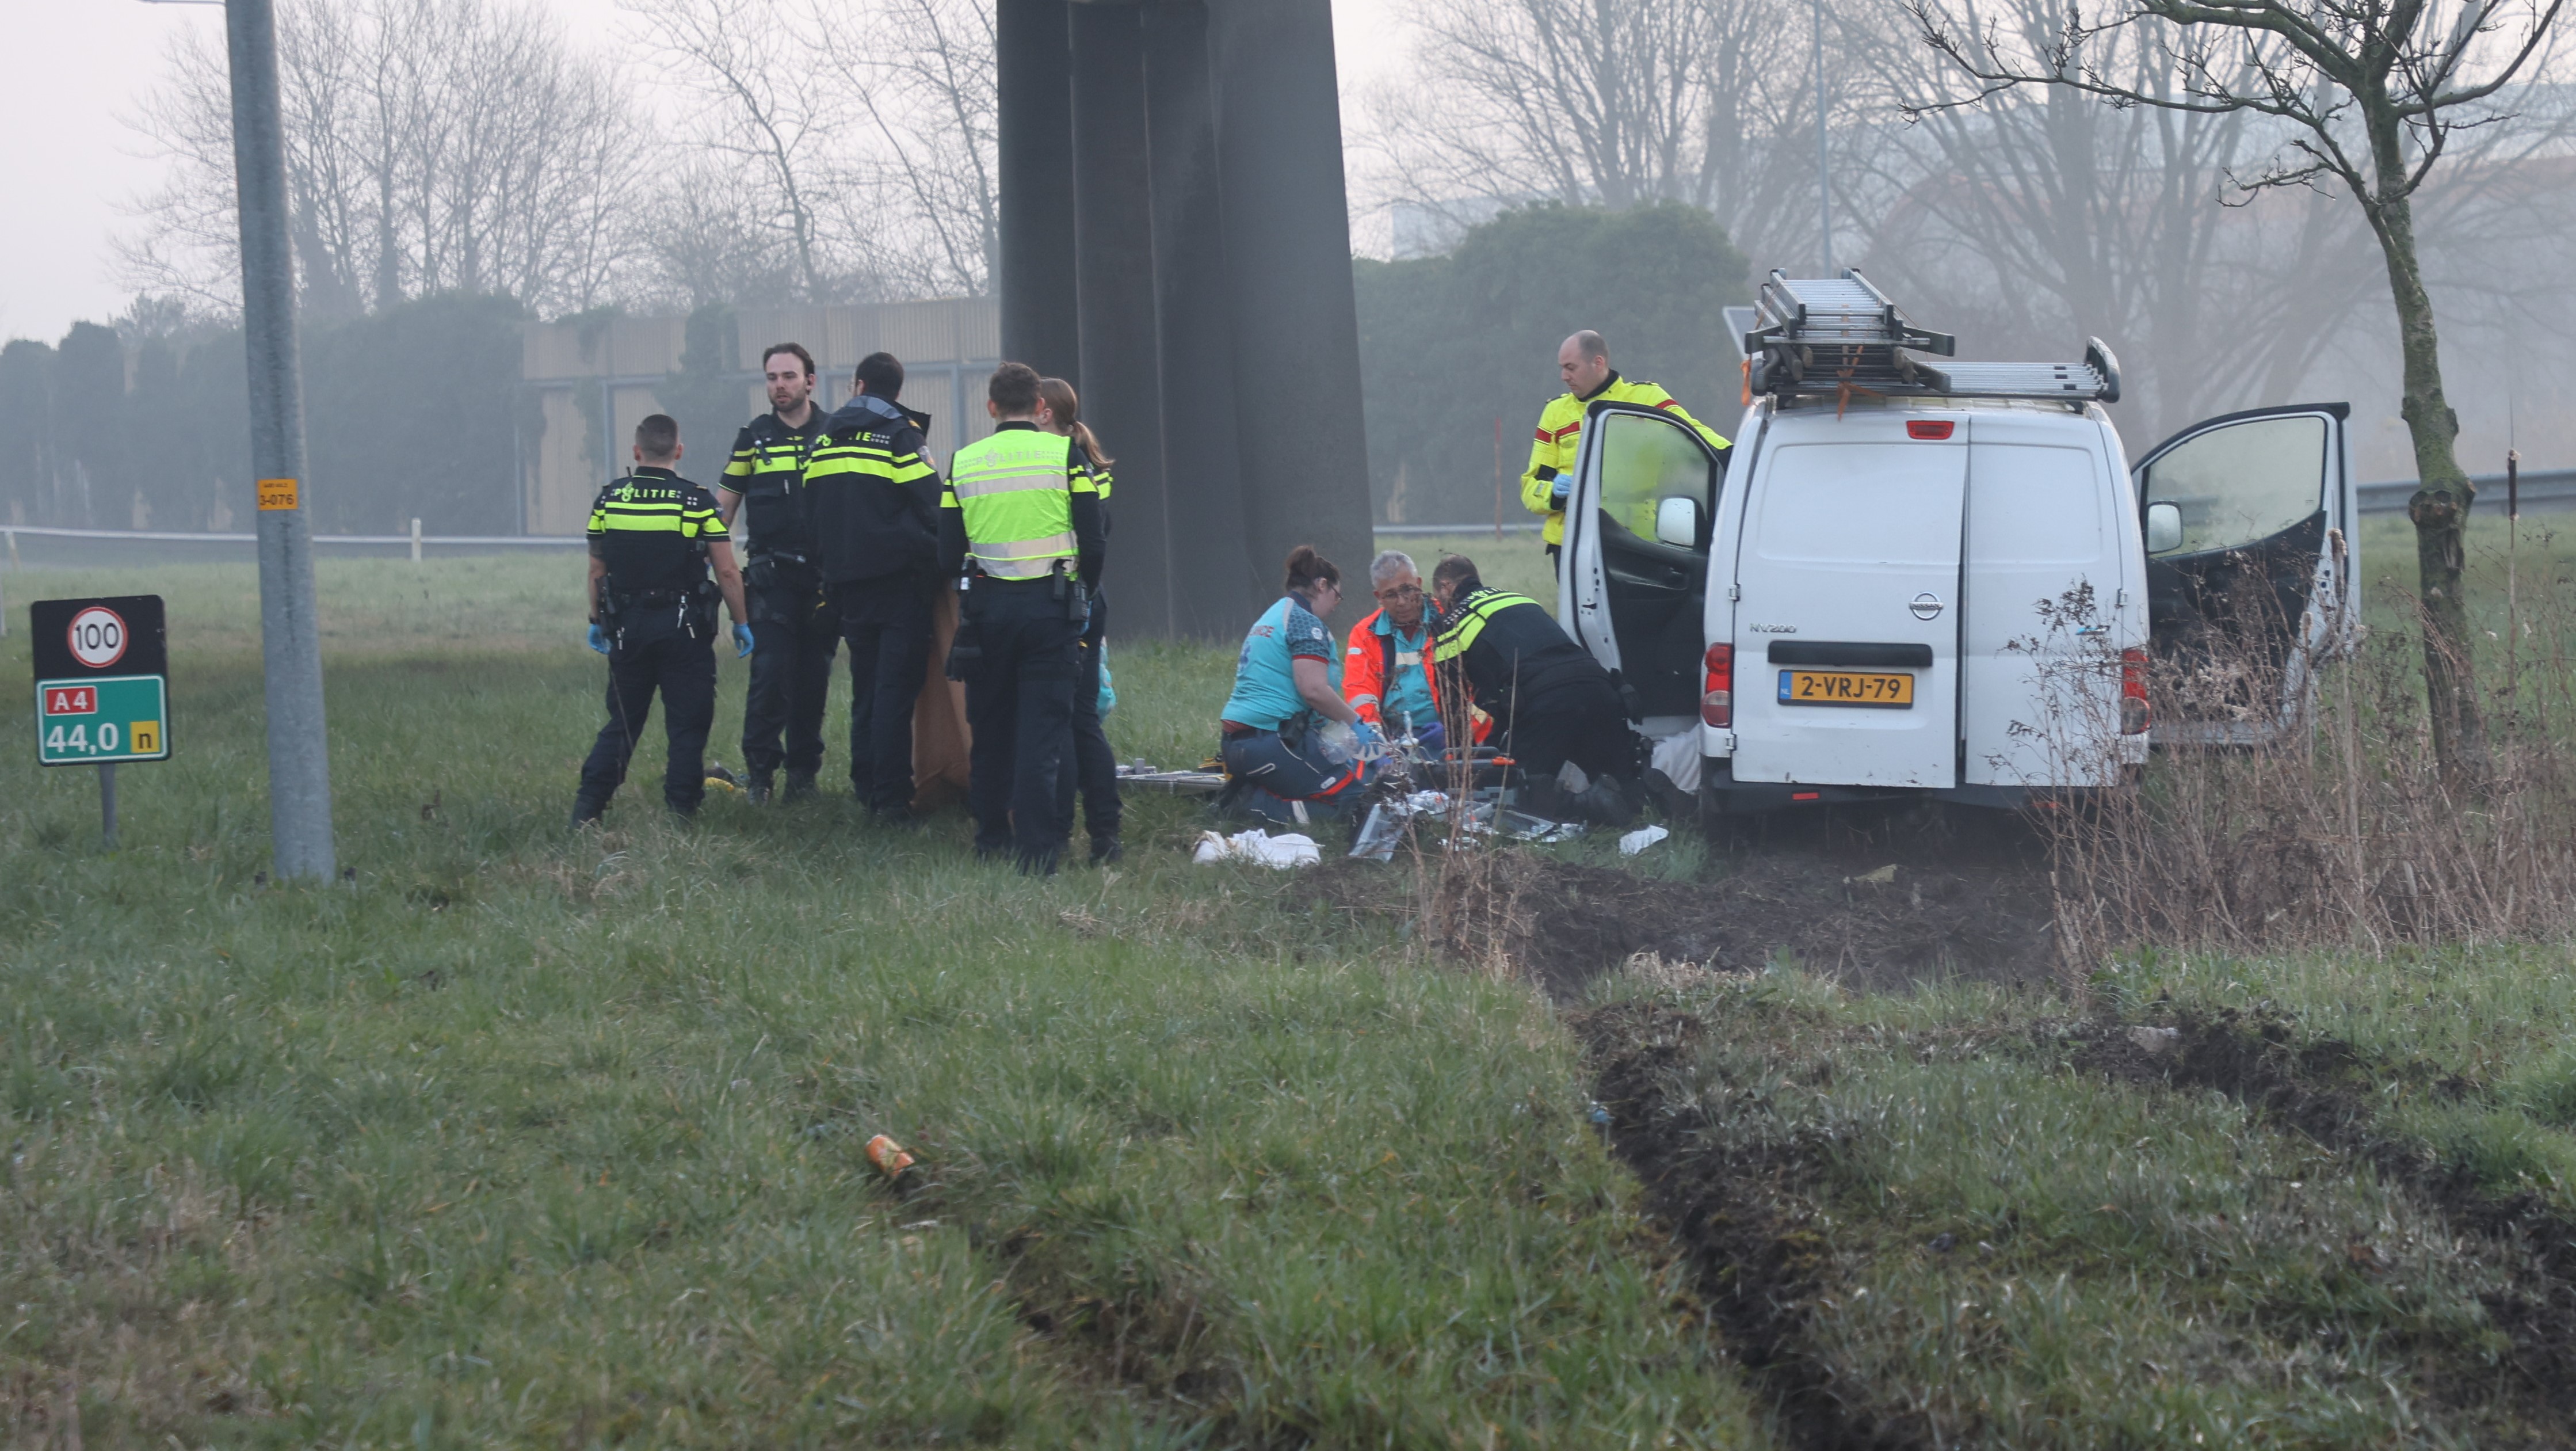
xmin=806 ymin=351 xmax=944 ymax=823
xmin=572 ymin=414 xmax=753 ymax=825
xmin=716 ymin=342 xmax=835 ymax=803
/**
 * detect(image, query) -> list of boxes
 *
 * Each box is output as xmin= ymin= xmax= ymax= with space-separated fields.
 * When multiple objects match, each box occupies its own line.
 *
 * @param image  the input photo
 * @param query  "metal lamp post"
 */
xmin=145 ymin=0 xmax=335 ymax=879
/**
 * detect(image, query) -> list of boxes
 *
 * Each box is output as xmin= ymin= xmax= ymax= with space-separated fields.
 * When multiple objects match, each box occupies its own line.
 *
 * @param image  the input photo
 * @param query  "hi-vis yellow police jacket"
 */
xmin=1520 ymin=374 xmax=1728 ymax=546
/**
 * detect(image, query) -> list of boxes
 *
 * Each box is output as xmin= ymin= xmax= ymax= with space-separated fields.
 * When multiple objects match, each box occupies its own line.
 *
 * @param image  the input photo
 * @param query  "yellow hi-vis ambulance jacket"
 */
xmin=1520 ymin=373 xmax=1728 ymax=546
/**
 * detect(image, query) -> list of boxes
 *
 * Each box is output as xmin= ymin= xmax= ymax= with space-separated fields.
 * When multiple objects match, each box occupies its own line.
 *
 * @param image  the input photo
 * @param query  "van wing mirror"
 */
xmin=1654 ymin=496 xmax=1700 ymax=547
xmin=2144 ymin=500 xmax=2184 ymax=555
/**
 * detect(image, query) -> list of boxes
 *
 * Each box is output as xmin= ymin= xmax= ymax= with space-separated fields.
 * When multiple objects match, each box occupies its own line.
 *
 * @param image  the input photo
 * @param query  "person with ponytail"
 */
xmin=1036 ymin=376 xmax=1122 ymax=863
xmin=1215 ymin=546 xmax=1380 ymax=821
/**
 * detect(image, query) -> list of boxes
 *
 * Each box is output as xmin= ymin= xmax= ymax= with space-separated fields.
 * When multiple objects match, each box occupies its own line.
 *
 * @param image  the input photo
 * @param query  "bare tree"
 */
xmin=1361 ymin=0 xmax=1731 ymax=225
xmin=631 ymin=158 xmax=813 ymax=310
xmin=1844 ymin=2 xmax=2380 ymax=441
xmin=816 ymin=0 xmax=1000 ymax=297
xmin=1907 ymin=0 xmax=2569 ymax=768
xmin=625 ymin=0 xmax=843 ymax=302
xmin=124 ymin=0 xmax=640 ymax=319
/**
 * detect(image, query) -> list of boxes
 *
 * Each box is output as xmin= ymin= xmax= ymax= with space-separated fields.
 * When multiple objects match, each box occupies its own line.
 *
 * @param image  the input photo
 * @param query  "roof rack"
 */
xmin=1728 ymin=269 xmax=2120 ymax=407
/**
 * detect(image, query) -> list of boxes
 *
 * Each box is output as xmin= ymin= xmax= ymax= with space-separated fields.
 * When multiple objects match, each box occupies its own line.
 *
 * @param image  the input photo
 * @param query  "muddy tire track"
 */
xmin=1576 ymin=1001 xmax=1929 ymax=1451
xmin=2078 ymin=1011 xmax=2576 ymax=1446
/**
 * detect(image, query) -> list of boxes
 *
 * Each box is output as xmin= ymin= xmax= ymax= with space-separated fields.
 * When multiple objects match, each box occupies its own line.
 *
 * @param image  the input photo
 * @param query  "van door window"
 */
xmin=2140 ymin=416 xmax=2326 ymax=554
xmin=1595 ymin=410 xmax=1719 ymax=717
xmin=2134 ymin=408 xmax=2342 ymax=736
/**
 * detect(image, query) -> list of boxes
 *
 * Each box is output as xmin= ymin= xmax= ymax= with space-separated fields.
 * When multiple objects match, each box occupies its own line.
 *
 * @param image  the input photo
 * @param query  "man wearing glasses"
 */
xmin=1342 ymin=550 xmax=1478 ymax=754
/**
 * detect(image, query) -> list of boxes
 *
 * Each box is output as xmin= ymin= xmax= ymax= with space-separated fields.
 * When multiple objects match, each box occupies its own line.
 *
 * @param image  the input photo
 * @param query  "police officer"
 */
xmin=716 ymin=342 xmax=834 ymax=803
xmin=805 ymin=351 xmax=943 ymax=823
xmin=1036 ymin=375 xmax=1121 ymax=864
xmin=1427 ymin=552 xmax=1638 ymax=826
xmin=940 ymin=362 xmax=1103 ymax=874
xmin=573 ymin=414 xmax=753 ymax=825
xmin=1521 ymin=329 xmax=1728 ymax=562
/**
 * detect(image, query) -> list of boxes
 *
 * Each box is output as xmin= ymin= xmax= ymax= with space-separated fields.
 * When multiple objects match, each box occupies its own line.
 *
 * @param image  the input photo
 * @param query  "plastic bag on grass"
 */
xmin=1193 ymin=828 xmax=1322 ymax=869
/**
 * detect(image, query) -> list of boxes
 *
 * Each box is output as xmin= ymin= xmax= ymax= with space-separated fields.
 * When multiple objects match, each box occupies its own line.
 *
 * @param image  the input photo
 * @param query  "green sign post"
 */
xmin=31 ymin=595 xmax=170 ymax=850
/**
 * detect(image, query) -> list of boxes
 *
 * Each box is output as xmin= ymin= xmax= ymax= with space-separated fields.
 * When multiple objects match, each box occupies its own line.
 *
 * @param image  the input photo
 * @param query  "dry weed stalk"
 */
xmin=1387 ymin=738 xmax=1531 ymax=978
xmin=2031 ymin=534 xmax=2576 ymax=959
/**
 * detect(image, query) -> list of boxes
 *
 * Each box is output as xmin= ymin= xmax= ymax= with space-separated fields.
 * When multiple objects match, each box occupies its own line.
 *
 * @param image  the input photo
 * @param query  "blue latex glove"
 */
xmin=1414 ymin=719 xmax=1448 ymax=755
xmin=1350 ymin=719 xmax=1383 ymax=756
xmin=732 ymin=622 xmax=756 ymax=658
xmin=587 ymin=623 xmax=609 ymax=655
xmin=1548 ymin=474 xmax=1572 ymax=507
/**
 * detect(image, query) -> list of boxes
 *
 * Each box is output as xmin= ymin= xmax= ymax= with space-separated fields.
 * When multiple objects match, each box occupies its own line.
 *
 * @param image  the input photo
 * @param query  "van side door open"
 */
xmin=1726 ymin=416 xmax=1969 ymax=789
xmin=1562 ymin=402 xmax=1727 ymax=725
xmin=2133 ymin=403 xmax=2355 ymax=741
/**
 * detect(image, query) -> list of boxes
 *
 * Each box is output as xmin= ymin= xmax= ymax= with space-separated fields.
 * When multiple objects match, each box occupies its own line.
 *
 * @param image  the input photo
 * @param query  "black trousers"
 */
xmin=1054 ymin=591 xmax=1121 ymax=843
xmin=963 ymin=578 xmax=1080 ymax=867
xmin=834 ymin=574 xmax=936 ymax=813
xmin=741 ymin=561 xmax=837 ymax=780
xmin=577 ymin=626 xmax=718 ymax=814
xmin=1501 ymin=670 xmax=1631 ymax=788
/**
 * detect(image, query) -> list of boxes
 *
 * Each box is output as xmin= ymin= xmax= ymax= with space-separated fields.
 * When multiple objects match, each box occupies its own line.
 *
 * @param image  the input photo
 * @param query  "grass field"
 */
xmin=0 ymin=515 xmax=2569 ymax=1448
xmin=0 ymin=554 xmax=1770 ymax=1446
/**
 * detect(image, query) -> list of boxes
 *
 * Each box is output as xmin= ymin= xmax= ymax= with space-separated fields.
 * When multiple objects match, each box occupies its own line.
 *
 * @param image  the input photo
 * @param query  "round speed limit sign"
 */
xmin=66 ymin=605 xmax=129 ymax=669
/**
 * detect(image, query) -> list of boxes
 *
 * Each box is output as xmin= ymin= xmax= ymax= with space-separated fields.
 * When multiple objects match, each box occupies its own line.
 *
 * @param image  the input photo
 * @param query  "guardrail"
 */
xmin=5 ymin=469 xmax=2561 ymax=569
xmin=1 ymin=522 xmax=586 ymax=564
xmin=2358 ymin=469 xmax=2576 ymax=516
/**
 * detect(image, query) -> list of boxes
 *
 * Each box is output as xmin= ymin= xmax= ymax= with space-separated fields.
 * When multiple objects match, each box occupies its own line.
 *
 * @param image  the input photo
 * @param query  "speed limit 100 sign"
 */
xmin=30 ymin=595 xmax=170 ymax=766
xmin=65 ymin=605 xmax=130 ymax=668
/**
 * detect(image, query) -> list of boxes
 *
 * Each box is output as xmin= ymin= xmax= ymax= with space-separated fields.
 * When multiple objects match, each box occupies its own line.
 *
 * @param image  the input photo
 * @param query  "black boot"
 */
xmin=781 ymin=770 xmax=817 ymax=803
xmin=1574 ymin=774 xmax=1639 ymax=828
xmin=1089 ymin=835 xmax=1124 ymax=866
xmin=570 ymin=797 xmax=606 ymax=828
xmin=745 ymin=771 xmax=774 ymax=805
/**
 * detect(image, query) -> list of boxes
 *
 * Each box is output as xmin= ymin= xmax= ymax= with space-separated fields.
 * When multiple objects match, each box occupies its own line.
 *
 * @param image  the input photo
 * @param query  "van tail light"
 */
xmin=1701 ymin=643 xmax=1734 ymax=728
xmin=1907 ymin=420 xmax=1955 ymax=440
xmin=2120 ymin=648 xmax=2151 ymax=734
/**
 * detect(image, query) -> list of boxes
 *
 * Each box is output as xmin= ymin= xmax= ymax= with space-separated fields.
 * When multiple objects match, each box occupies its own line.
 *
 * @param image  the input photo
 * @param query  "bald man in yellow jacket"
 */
xmin=1521 ymin=329 xmax=1729 ymax=559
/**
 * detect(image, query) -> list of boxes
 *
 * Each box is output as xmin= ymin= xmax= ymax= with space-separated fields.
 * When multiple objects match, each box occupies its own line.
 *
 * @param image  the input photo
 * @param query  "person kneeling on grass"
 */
xmin=1344 ymin=548 xmax=1486 ymax=755
xmin=1215 ymin=546 xmax=1379 ymax=826
xmin=1428 ymin=552 xmax=1638 ymax=827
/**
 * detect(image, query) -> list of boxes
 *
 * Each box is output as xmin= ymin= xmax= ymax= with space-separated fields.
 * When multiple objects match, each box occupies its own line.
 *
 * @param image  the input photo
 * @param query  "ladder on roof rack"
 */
xmin=1730 ymin=268 xmax=2121 ymax=408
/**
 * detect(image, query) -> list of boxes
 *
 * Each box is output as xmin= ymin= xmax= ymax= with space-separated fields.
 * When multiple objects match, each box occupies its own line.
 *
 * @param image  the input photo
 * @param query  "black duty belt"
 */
xmin=613 ymin=587 xmax=698 ymax=608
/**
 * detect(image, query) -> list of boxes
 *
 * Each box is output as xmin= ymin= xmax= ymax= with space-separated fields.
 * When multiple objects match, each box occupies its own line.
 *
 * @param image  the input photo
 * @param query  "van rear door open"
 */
xmin=1727 ymin=416 xmax=1968 ymax=789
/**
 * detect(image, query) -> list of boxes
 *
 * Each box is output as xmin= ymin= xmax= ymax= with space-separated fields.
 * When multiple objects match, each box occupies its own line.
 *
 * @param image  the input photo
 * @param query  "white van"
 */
xmin=1553 ymin=271 xmax=2359 ymax=814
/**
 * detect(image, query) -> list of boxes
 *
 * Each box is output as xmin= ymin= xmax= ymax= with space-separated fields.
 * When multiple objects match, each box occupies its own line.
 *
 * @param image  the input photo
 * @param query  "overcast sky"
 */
xmin=0 ymin=1 xmax=1409 ymax=344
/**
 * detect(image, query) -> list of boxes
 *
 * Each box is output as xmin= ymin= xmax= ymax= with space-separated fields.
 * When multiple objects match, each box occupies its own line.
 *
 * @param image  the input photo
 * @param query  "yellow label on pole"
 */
xmin=257 ymin=478 xmax=299 ymax=511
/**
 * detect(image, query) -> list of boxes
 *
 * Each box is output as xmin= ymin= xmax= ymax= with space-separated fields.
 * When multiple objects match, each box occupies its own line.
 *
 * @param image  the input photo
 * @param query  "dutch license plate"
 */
xmin=1778 ymin=669 xmax=1914 ymax=708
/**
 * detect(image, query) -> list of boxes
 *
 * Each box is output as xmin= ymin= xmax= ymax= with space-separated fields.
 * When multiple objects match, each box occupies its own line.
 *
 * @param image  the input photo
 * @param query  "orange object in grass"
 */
xmin=865 ymin=1134 xmax=916 ymax=1178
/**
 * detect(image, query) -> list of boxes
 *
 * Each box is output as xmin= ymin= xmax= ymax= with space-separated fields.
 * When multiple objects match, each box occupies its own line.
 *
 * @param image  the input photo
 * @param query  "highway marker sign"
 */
xmin=30 ymin=595 xmax=169 ymax=848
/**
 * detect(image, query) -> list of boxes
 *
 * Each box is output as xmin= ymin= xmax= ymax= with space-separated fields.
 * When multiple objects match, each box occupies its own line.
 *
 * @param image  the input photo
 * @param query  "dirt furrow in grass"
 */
xmin=1575 ymin=1000 xmax=1928 ymax=1451
xmin=2078 ymin=1011 xmax=2576 ymax=1445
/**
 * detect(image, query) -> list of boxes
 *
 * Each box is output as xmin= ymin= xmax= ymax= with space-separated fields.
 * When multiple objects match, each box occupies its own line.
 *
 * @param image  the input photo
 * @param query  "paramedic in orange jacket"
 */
xmin=1343 ymin=549 xmax=1484 ymax=753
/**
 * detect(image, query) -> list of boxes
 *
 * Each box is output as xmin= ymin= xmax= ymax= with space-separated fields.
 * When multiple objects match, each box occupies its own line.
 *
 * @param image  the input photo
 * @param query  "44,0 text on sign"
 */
xmin=36 ymin=675 xmax=169 ymax=764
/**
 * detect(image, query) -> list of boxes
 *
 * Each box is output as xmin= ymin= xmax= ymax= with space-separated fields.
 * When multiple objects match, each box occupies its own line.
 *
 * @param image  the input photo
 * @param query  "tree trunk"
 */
xmin=2367 ymin=131 xmax=2485 ymax=772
